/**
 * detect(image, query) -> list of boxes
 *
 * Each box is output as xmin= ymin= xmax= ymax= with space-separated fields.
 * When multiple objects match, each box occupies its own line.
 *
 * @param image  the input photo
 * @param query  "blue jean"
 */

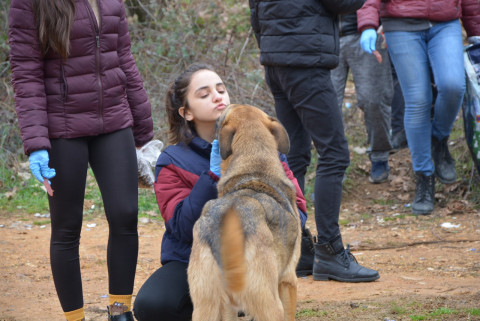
xmin=385 ymin=20 xmax=465 ymax=175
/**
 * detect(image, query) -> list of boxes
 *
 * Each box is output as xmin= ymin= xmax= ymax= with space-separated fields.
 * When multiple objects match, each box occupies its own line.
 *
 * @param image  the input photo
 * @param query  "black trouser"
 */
xmin=133 ymin=261 xmax=193 ymax=321
xmin=265 ymin=66 xmax=350 ymax=243
xmin=48 ymin=128 xmax=139 ymax=312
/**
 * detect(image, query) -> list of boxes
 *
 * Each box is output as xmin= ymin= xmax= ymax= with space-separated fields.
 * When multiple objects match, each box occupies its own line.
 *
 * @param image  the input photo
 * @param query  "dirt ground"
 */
xmin=1 ymin=146 xmax=480 ymax=321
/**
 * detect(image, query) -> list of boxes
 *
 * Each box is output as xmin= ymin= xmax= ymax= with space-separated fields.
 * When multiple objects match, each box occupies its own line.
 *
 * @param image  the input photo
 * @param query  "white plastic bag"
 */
xmin=137 ymin=140 xmax=164 ymax=188
xmin=463 ymin=44 xmax=480 ymax=174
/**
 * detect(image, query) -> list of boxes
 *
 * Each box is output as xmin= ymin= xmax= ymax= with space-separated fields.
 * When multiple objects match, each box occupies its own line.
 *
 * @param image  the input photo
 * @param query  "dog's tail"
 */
xmin=220 ymin=206 xmax=246 ymax=293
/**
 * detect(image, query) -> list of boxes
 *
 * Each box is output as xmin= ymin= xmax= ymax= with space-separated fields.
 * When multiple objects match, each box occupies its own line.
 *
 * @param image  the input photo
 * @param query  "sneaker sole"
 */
xmin=435 ymin=174 xmax=457 ymax=185
xmin=412 ymin=208 xmax=433 ymax=215
xmin=296 ymin=270 xmax=313 ymax=277
xmin=312 ymin=273 xmax=380 ymax=282
xmin=368 ymin=176 xmax=388 ymax=184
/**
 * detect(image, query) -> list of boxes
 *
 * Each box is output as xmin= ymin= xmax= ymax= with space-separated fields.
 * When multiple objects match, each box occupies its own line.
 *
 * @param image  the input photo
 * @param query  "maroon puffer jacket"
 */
xmin=357 ymin=0 xmax=480 ymax=37
xmin=9 ymin=0 xmax=153 ymax=155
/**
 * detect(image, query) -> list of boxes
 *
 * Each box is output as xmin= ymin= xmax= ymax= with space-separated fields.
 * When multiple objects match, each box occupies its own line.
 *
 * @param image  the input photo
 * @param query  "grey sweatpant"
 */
xmin=331 ymin=33 xmax=393 ymax=162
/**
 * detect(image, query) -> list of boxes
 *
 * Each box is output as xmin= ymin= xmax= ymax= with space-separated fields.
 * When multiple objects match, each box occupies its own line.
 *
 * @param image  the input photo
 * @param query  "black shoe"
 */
xmin=432 ymin=136 xmax=457 ymax=184
xmin=296 ymin=228 xmax=315 ymax=277
xmin=369 ymin=161 xmax=389 ymax=184
xmin=312 ymin=237 xmax=379 ymax=282
xmin=108 ymin=303 xmax=134 ymax=321
xmin=391 ymin=130 xmax=408 ymax=151
xmin=412 ymin=173 xmax=435 ymax=215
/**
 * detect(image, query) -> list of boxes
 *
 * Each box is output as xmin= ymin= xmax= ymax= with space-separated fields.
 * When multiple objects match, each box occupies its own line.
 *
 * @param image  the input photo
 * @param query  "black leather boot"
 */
xmin=296 ymin=228 xmax=315 ymax=277
xmin=432 ymin=136 xmax=456 ymax=184
xmin=313 ymin=236 xmax=379 ymax=282
xmin=412 ymin=173 xmax=435 ymax=215
xmin=108 ymin=302 xmax=134 ymax=321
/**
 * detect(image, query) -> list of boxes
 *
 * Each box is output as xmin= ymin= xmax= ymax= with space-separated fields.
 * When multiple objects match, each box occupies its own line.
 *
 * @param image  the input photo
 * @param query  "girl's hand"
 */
xmin=210 ymin=139 xmax=222 ymax=177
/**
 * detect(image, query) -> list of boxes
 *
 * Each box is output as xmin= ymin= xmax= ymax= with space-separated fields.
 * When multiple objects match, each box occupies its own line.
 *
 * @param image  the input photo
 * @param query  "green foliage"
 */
xmin=0 ymin=165 xmax=159 ymax=221
xmin=410 ymin=315 xmax=426 ymax=321
xmin=410 ymin=307 xmax=458 ymax=320
xmin=0 ymin=165 xmax=50 ymax=214
xmin=33 ymin=220 xmax=51 ymax=226
xmin=390 ymin=303 xmax=408 ymax=315
xmin=466 ymin=308 xmax=480 ymax=316
xmin=296 ymin=308 xmax=327 ymax=317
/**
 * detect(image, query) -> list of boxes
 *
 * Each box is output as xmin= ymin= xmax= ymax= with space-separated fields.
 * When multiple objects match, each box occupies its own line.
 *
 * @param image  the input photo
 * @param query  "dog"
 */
xmin=187 ymin=104 xmax=301 ymax=321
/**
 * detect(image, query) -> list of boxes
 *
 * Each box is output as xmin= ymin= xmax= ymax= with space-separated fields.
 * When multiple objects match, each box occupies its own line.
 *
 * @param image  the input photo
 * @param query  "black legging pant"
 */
xmin=48 ymin=128 xmax=139 ymax=312
xmin=133 ymin=261 xmax=193 ymax=321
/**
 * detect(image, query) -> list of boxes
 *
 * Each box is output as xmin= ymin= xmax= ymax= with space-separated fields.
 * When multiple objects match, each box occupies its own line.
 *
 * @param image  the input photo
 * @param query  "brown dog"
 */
xmin=187 ymin=104 xmax=301 ymax=321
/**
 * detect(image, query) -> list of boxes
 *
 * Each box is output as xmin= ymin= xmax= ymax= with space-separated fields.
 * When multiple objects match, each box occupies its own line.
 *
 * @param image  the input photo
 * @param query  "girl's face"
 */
xmin=180 ymin=70 xmax=230 ymax=126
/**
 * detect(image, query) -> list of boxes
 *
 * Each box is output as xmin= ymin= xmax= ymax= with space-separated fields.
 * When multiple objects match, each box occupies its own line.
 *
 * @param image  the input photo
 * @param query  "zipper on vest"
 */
xmin=85 ymin=0 xmax=104 ymax=132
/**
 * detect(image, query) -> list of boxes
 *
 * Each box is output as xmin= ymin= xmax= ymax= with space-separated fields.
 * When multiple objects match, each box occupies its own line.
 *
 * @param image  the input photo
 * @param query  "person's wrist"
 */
xmin=208 ymin=170 xmax=220 ymax=181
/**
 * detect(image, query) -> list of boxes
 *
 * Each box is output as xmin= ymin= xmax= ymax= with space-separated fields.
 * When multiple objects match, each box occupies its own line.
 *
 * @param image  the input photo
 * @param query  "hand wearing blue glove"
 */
xmin=360 ymin=29 xmax=377 ymax=54
xmin=210 ymin=139 xmax=222 ymax=177
xmin=29 ymin=150 xmax=56 ymax=183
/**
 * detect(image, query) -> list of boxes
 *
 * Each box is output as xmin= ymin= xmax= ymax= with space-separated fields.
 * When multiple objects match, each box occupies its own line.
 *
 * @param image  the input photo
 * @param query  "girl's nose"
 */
xmin=212 ymin=91 xmax=222 ymax=102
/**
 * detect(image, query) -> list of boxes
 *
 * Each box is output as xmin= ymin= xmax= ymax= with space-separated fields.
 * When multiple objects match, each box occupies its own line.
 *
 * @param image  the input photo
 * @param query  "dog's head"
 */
xmin=216 ymin=104 xmax=289 ymax=160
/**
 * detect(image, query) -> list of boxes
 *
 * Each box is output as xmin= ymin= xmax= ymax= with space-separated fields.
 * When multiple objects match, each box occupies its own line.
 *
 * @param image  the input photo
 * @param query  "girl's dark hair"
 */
xmin=31 ymin=0 xmax=76 ymax=59
xmin=166 ymin=63 xmax=216 ymax=145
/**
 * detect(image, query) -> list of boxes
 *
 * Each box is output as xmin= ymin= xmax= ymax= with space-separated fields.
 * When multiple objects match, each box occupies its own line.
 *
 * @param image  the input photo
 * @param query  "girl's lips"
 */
xmin=216 ymin=104 xmax=226 ymax=110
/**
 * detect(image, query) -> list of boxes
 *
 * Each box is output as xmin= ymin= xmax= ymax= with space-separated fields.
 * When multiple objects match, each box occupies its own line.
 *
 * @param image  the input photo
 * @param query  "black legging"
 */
xmin=48 ymin=128 xmax=139 ymax=312
xmin=133 ymin=261 xmax=193 ymax=321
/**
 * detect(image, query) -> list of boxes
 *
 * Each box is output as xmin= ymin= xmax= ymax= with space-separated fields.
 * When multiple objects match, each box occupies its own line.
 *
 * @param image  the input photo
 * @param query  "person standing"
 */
xmin=331 ymin=12 xmax=394 ymax=184
xmin=358 ymin=0 xmax=480 ymax=215
xmin=249 ymin=0 xmax=380 ymax=282
xmin=8 ymin=0 xmax=153 ymax=320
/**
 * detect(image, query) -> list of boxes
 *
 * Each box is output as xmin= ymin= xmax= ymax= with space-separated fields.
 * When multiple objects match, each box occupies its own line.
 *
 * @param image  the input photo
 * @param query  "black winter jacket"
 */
xmin=249 ymin=0 xmax=366 ymax=69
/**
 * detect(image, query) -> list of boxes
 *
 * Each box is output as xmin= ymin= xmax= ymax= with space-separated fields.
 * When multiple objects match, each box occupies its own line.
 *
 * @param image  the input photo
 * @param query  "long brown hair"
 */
xmin=31 ymin=0 xmax=76 ymax=58
xmin=166 ymin=63 xmax=216 ymax=145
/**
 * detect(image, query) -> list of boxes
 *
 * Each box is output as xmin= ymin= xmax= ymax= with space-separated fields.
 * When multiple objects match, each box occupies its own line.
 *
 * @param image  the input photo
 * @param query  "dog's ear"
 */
xmin=219 ymin=124 xmax=235 ymax=160
xmin=268 ymin=117 xmax=290 ymax=154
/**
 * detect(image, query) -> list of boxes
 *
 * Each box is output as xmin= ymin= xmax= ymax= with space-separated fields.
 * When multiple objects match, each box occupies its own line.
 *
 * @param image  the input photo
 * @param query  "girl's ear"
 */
xmin=178 ymin=107 xmax=194 ymax=121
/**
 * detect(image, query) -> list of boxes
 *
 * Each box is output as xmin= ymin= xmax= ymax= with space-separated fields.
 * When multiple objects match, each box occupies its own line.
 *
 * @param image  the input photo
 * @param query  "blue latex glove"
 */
xmin=210 ymin=139 xmax=221 ymax=177
xmin=29 ymin=150 xmax=56 ymax=183
xmin=360 ymin=29 xmax=377 ymax=54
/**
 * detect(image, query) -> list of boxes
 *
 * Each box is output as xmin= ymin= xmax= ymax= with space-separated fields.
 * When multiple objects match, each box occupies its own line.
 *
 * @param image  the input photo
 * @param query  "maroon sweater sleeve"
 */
xmin=357 ymin=0 xmax=382 ymax=33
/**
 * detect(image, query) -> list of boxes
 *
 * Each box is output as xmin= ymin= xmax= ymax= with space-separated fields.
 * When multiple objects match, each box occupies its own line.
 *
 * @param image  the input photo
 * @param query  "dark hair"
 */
xmin=31 ymin=0 xmax=76 ymax=59
xmin=166 ymin=63 xmax=216 ymax=145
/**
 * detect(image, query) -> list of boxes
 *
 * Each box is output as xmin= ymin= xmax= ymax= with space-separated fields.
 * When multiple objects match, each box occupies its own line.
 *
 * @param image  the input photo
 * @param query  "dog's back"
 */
xmin=188 ymin=105 xmax=301 ymax=321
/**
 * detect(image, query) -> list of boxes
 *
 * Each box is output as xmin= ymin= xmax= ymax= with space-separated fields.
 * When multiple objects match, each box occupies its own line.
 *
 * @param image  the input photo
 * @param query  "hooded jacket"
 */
xmin=9 ymin=0 xmax=153 ymax=155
